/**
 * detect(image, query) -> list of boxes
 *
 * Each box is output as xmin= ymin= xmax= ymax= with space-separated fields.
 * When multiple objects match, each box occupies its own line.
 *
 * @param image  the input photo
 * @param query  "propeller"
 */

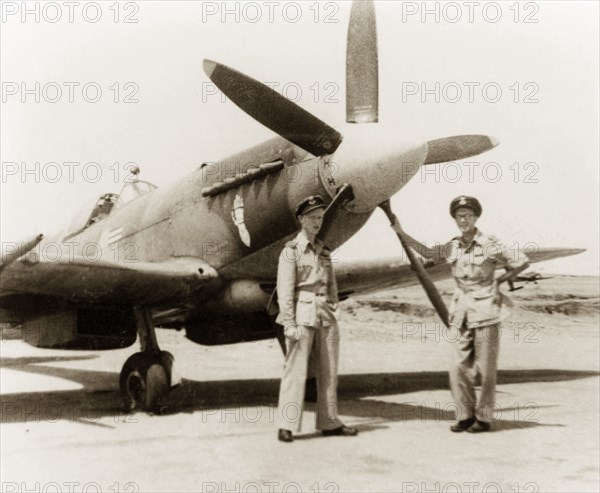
xmin=203 ymin=60 xmax=342 ymax=157
xmin=346 ymin=0 xmax=378 ymax=123
xmin=203 ymin=1 xmax=380 ymax=157
xmin=425 ymin=135 xmax=499 ymax=165
xmin=318 ymin=184 xmax=355 ymax=244
xmin=379 ymin=201 xmax=449 ymax=327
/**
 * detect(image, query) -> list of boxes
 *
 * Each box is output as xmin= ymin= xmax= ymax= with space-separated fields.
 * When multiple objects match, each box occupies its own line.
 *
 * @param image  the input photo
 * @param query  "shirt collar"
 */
xmin=455 ymin=228 xmax=485 ymax=249
xmin=295 ymin=229 xmax=321 ymax=253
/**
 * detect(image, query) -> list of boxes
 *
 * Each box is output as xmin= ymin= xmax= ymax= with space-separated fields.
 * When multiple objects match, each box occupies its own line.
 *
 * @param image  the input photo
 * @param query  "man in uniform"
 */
xmin=446 ymin=196 xmax=530 ymax=433
xmin=275 ymin=195 xmax=358 ymax=442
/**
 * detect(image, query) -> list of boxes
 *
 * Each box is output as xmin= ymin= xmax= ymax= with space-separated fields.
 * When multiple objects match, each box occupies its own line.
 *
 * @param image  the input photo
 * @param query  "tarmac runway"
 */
xmin=1 ymin=277 xmax=599 ymax=492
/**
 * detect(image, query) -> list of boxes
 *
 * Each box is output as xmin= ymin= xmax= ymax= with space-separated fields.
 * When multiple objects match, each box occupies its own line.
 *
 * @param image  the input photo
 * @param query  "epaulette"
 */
xmin=283 ymin=241 xmax=301 ymax=254
xmin=445 ymin=239 xmax=461 ymax=264
xmin=281 ymin=241 xmax=301 ymax=261
xmin=478 ymin=232 xmax=499 ymax=244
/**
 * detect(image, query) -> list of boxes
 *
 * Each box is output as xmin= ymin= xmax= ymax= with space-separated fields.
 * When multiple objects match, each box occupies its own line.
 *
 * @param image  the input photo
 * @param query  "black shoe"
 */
xmin=467 ymin=420 xmax=490 ymax=433
xmin=322 ymin=425 xmax=358 ymax=437
xmin=278 ymin=429 xmax=293 ymax=442
xmin=450 ymin=418 xmax=475 ymax=432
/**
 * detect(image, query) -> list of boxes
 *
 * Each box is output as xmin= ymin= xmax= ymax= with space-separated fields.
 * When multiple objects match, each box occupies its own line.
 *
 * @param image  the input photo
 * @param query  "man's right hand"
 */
xmin=284 ymin=324 xmax=301 ymax=341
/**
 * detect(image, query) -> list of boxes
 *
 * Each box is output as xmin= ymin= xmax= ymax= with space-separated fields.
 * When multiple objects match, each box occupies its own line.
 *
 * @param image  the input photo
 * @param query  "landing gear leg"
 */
xmin=119 ymin=306 xmax=176 ymax=413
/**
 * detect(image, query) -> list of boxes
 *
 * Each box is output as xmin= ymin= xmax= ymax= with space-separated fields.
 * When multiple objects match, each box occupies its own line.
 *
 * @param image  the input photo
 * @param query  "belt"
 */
xmin=297 ymin=288 xmax=327 ymax=296
xmin=455 ymin=283 xmax=494 ymax=294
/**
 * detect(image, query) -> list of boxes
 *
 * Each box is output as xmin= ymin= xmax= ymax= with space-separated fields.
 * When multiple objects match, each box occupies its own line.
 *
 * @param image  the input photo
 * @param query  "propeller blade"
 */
xmin=346 ymin=0 xmax=379 ymax=123
xmin=424 ymin=135 xmax=499 ymax=165
xmin=318 ymin=184 xmax=355 ymax=244
xmin=203 ymin=59 xmax=342 ymax=156
xmin=379 ymin=201 xmax=449 ymax=327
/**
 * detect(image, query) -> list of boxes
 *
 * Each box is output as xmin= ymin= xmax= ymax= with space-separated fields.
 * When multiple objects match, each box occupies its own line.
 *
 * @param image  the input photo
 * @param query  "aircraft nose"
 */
xmin=320 ymin=126 xmax=428 ymax=213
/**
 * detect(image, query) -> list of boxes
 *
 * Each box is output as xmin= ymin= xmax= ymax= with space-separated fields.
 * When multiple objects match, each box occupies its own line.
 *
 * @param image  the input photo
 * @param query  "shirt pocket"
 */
xmin=472 ymin=254 xmax=486 ymax=266
xmin=471 ymin=246 xmax=496 ymax=280
xmin=296 ymin=264 xmax=312 ymax=282
xmin=471 ymin=245 xmax=487 ymax=266
xmin=471 ymin=285 xmax=496 ymax=300
xmin=295 ymin=290 xmax=315 ymax=324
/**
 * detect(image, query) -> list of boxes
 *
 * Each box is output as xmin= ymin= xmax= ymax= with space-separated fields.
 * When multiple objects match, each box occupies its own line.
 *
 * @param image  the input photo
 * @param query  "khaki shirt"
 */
xmin=275 ymin=230 xmax=339 ymax=328
xmin=446 ymin=229 xmax=528 ymax=328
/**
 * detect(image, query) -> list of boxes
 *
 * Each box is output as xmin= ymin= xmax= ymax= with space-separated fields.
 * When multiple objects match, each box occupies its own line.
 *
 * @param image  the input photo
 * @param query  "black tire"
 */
xmin=159 ymin=350 xmax=175 ymax=383
xmin=120 ymin=352 xmax=169 ymax=413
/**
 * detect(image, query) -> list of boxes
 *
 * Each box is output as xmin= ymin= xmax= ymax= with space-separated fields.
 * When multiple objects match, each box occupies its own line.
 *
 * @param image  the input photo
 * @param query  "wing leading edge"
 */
xmin=0 ymin=256 xmax=222 ymax=324
xmin=333 ymin=246 xmax=585 ymax=299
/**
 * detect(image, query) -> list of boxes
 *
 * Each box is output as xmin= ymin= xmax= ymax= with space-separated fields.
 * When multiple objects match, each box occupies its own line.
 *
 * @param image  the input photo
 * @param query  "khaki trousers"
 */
xmin=449 ymin=322 xmax=500 ymax=423
xmin=276 ymin=323 xmax=343 ymax=432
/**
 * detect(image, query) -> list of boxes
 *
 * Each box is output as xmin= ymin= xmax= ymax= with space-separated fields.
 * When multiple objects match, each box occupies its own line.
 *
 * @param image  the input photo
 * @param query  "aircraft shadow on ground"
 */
xmin=1 ymin=355 xmax=597 ymax=430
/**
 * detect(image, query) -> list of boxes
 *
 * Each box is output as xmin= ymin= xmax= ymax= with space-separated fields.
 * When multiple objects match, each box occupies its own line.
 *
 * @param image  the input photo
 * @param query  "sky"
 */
xmin=1 ymin=0 xmax=599 ymax=275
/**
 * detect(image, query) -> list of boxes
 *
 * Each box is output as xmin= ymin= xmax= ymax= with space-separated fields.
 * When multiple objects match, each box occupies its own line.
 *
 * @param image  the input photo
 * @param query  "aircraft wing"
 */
xmin=1 ymin=239 xmax=583 ymax=325
xmin=333 ymin=245 xmax=585 ymax=299
xmin=334 ymin=258 xmax=449 ymax=299
xmin=526 ymin=247 xmax=586 ymax=264
xmin=0 ymin=255 xmax=221 ymax=324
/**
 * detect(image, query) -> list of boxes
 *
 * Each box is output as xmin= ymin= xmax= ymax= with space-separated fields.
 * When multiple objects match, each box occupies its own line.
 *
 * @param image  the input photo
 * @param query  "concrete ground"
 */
xmin=1 ymin=276 xmax=599 ymax=492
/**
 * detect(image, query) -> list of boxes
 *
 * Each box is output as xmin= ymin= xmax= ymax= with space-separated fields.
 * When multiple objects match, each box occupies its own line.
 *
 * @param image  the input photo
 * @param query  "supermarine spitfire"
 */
xmin=0 ymin=1 xmax=583 ymax=412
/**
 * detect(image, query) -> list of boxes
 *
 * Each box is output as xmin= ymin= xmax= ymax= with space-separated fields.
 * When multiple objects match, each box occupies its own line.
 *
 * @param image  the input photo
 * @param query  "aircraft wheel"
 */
xmin=120 ymin=352 xmax=169 ymax=413
xmin=158 ymin=350 xmax=175 ymax=382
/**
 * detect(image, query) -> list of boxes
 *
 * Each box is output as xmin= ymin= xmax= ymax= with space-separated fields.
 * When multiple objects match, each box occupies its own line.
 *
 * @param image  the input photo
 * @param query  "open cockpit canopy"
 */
xmin=63 ymin=180 xmax=157 ymax=240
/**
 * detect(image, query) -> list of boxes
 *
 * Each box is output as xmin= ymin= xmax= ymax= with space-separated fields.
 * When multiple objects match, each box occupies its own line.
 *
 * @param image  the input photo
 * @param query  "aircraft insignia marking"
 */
xmin=232 ymin=194 xmax=251 ymax=247
xmin=107 ymin=227 xmax=124 ymax=245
